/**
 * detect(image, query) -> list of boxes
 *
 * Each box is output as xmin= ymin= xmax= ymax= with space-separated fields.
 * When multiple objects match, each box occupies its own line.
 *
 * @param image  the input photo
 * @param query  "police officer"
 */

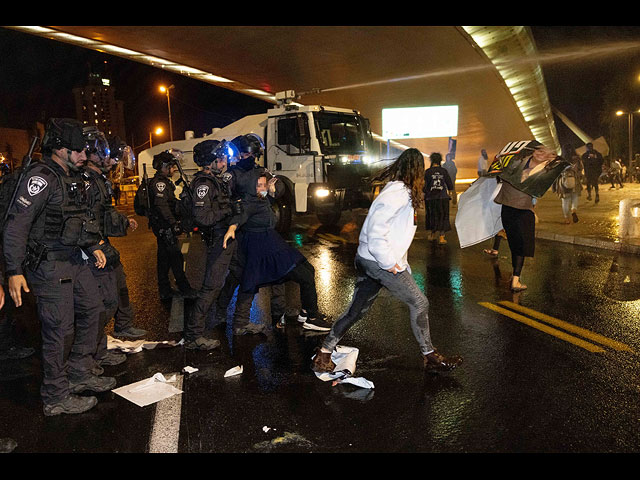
xmin=83 ymin=127 xmax=147 ymax=372
xmin=3 ymin=118 xmax=115 ymax=416
xmin=149 ymin=150 xmax=197 ymax=301
xmin=215 ymin=134 xmax=287 ymax=334
xmin=106 ymin=136 xmax=148 ymax=340
xmin=183 ymin=140 xmax=236 ymax=349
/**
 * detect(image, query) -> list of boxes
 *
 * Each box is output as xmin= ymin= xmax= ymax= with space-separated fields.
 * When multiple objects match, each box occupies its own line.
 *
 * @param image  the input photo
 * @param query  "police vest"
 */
xmin=192 ymin=171 xmax=233 ymax=228
xmin=83 ymin=170 xmax=128 ymax=237
xmin=28 ymin=163 xmax=102 ymax=249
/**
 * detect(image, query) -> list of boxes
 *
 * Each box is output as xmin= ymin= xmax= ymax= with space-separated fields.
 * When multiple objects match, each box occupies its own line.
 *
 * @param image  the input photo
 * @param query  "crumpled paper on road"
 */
xmin=112 ymin=373 xmax=183 ymax=407
xmin=313 ymin=345 xmax=374 ymax=389
xmin=107 ymin=335 xmax=184 ymax=353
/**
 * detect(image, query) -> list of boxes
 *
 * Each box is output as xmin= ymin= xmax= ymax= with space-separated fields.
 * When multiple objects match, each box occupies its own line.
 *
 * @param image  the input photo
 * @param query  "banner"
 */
xmin=455 ymin=176 xmax=503 ymax=248
xmin=488 ymin=140 xmax=569 ymax=198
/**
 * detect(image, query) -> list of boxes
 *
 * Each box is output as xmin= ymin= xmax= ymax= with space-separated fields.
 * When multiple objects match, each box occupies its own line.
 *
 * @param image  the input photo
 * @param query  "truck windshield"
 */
xmin=314 ymin=112 xmax=368 ymax=156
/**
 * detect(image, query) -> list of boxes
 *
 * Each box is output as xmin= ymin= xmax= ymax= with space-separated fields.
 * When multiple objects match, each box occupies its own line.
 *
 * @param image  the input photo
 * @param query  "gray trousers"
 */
xmin=322 ymin=255 xmax=435 ymax=355
xmin=27 ymin=259 xmax=102 ymax=404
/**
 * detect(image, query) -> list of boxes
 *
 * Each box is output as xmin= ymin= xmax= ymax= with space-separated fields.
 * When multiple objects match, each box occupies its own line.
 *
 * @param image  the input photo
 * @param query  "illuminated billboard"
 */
xmin=382 ymin=105 xmax=458 ymax=140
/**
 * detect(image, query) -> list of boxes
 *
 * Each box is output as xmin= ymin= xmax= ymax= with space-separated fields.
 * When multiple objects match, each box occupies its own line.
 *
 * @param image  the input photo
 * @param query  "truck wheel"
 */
xmin=317 ymin=209 xmax=341 ymax=226
xmin=273 ymin=196 xmax=292 ymax=233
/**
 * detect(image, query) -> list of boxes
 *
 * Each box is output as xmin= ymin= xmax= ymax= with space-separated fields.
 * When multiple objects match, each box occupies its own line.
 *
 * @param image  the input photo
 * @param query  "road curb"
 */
xmin=536 ymin=230 xmax=640 ymax=255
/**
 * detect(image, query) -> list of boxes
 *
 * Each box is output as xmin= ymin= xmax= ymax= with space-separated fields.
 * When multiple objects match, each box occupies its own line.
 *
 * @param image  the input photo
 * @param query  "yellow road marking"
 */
xmin=498 ymin=301 xmax=635 ymax=353
xmin=478 ymin=302 xmax=606 ymax=353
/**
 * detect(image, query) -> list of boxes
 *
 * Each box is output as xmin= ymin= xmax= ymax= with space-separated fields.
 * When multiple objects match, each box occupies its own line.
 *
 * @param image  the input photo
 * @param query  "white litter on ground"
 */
xmin=112 ymin=373 xmax=183 ymax=407
xmin=313 ymin=346 xmax=374 ymax=389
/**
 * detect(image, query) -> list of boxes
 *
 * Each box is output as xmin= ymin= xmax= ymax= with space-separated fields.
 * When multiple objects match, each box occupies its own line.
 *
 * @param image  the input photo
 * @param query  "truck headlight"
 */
xmin=315 ymin=188 xmax=330 ymax=198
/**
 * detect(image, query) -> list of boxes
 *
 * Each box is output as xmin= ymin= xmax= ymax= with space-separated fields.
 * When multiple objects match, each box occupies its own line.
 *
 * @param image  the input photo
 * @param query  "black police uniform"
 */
xmin=185 ymin=169 xmax=235 ymax=342
xmin=148 ymin=170 xmax=193 ymax=298
xmin=2 ymin=157 xmax=105 ymax=406
xmin=83 ymin=167 xmax=135 ymax=363
xmin=215 ymin=158 xmax=288 ymax=330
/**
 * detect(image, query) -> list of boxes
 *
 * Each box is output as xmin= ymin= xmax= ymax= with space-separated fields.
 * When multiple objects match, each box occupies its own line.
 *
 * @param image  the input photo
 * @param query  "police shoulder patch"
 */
xmin=196 ymin=184 xmax=209 ymax=199
xmin=156 ymin=182 xmax=166 ymax=192
xmin=27 ymin=175 xmax=48 ymax=197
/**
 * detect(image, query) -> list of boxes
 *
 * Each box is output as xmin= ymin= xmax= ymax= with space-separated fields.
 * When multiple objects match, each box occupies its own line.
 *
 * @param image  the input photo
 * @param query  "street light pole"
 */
xmin=159 ymin=85 xmax=175 ymax=141
xmin=616 ymin=109 xmax=639 ymax=167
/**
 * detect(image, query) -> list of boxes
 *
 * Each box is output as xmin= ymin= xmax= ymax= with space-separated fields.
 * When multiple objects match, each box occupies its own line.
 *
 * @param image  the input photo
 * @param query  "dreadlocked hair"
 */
xmin=372 ymin=148 xmax=425 ymax=210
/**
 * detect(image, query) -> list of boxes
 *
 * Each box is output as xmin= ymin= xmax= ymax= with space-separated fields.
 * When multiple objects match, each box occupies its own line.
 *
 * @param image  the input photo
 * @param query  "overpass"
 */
xmin=5 ymin=26 xmax=560 ymax=179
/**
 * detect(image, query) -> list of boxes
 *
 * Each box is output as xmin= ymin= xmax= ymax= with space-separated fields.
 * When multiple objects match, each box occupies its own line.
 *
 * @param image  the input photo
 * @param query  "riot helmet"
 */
xmin=193 ymin=139 xmax=221 ymax=167
xmin=42 ymin=118 xmax=88 ymax=153
xmin=42 ymin=118 xmax=89 ymax=172
xmin=231 ymin=133 xmax=264 ymax=158
xmin=83 ymin=126 xmax=114 ymax=173
xmin=152 ymin=149 xmax=183 ymax=171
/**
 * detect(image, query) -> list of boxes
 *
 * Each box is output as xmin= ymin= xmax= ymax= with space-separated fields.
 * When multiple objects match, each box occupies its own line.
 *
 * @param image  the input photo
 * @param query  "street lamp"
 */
xmin=149 ymin=126 xmax=164 ymax=148
xmin=616 ymin=109 xmax=640 ymax=167
xmin=159 ymin=85 xmax=175 ymax=141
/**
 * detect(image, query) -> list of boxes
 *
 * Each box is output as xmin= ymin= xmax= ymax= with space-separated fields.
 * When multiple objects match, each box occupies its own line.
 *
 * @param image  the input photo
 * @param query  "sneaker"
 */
xmin=113 ymin=326 xmax=147 ymax=339
xmin=43 ymin=394 xmax=98 ymax=417
xmin=69 ymin=375 xmax=116 ymax=394
xmin=185 ymin=336 xmax=220 ymax=350
xmin=233 ymin=323 xmax=267 ymax=336
xmin=297 ymin=310 xmax=308 ymax=324
xmin=311 ymin=347 xmax=336 ymax=372
xmin=97 ymin=350 xmax=127 ymax=366
xmin=0 ymin=345 xmax=35 ymax=360
xmin=423 ymin=349 xmax=463 ymax=373
xmin=303 ymin=314 xmax=332 ymax=332
xmin=572 ymin=212 xmax=579 ymax=223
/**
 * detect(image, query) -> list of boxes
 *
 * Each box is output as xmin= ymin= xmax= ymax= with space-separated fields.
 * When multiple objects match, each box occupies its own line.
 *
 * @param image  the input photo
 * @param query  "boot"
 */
xmin=423 ymin=349 xmax=463 ymax=373
xmin=184 ymin=336 xmax=220 ymax=350
xmin=113 ymin=326 xmax=147 ymax=339
xmin=43 ymin=394 xmax=98 ymax=417
xmin=69 ymin=375 xmax=116 ymax=394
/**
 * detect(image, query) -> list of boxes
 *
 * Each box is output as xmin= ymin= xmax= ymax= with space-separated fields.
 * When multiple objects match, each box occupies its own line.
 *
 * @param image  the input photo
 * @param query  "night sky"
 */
xmin=2 ymin=26 xmax=640 ymax=153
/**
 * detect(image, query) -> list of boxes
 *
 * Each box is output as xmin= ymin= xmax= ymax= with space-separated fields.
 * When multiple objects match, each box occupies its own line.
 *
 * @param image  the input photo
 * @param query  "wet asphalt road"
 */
xmin=2 ymin=205 xmax=640 ymax=453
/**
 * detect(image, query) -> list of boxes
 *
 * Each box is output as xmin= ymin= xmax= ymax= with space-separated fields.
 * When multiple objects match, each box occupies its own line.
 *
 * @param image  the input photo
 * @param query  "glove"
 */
xmin=172 ymin=222 xmax=183 ymax=236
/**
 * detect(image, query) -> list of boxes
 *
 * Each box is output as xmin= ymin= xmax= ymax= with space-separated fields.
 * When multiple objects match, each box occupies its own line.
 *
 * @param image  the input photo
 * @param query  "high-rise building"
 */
xmin=73 ymin=72 xmax=126 ymax=140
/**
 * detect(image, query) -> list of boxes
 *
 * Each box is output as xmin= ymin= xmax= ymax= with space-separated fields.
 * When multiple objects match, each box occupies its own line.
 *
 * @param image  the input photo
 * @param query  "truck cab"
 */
xmin=137 ymin=90 xmax=403 ymax=232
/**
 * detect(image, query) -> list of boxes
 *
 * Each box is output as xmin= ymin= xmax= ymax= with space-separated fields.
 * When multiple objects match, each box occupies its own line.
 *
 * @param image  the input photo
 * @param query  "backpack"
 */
xmin=561 ymin=168 xmax=576 ymax=190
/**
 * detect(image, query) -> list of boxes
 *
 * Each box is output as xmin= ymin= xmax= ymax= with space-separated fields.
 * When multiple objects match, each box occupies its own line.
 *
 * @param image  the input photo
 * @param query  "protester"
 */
xmin=483 ymin=229 xmax=507 ymax=257
xmin=494 ymin=145 xmax=556 ymax=292
xmin=609 ymin=158 xmax=623 ymax=189
xmin=443 ymin=153 xmax=458 ymax=205
xmin=423 ymin=152 xmax=454 ymax=245
xmin=477 ymin=149 xmax=489 ymax=177
xmin=312 ymin=148 xmax=463 ymax=374
xmin=552 ymin=144 xmax=584 ymax=224
xmin=581 ymin=142 xmax=604 ymax=203
xmin=223 ymin=174 xmax=332 ymax=332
